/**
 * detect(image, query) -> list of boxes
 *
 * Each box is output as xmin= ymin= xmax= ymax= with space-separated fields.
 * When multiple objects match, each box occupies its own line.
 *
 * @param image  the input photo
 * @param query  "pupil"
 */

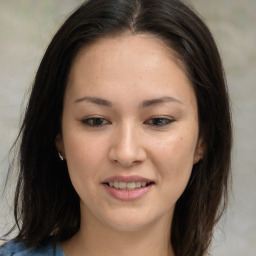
xmin=155 ymin=118 xmax=164 ymax=125
xmin=94 ymin=118 xmax=103 ymax=125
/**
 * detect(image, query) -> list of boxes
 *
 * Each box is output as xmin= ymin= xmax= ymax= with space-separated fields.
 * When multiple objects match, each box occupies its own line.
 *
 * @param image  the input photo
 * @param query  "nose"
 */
xmin=108 ymin=122 xmax=147 ymax=167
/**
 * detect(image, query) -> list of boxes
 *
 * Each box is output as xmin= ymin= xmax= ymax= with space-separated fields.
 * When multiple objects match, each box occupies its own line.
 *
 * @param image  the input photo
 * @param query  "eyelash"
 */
xmin=144 ymin=117 xmax=174 ymax=127
xmin=81 ymin=117 xmax=111 ymax=127
xmin=81 ymin=116 xmax=174 ymax=128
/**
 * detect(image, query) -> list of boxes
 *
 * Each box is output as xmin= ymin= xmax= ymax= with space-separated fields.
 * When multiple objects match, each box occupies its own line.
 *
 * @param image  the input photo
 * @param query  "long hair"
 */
xmin=4 ymin=0 xmax=232 ymax=255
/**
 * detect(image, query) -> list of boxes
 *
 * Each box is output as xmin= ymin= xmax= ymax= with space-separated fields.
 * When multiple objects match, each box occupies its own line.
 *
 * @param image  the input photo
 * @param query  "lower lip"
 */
xmin=103 ymin=184 xmax=153 ymax=201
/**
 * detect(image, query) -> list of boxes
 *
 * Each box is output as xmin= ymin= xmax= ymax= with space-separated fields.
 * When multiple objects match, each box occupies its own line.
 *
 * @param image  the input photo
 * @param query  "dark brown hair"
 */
xmin=4 ymin=0 xmax=232 ymax=255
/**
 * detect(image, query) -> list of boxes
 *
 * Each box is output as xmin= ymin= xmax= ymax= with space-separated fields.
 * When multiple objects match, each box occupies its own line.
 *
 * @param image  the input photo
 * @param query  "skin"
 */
xmin=56 ymin=33 xmax=204 ymax=256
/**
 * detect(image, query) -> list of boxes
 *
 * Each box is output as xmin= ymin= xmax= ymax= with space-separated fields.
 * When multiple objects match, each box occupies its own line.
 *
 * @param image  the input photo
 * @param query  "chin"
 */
xmin=108 ymin=220 xmax=150 ymax=232
xmin=102 ymin=209 xmax=162 ymax=233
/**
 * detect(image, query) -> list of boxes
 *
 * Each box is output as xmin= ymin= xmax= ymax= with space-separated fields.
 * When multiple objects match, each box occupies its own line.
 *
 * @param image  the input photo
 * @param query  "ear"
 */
xmin=55 ymin=134 xmax=66 ymax=159
xmin=193 ymin=137 xmax=205 ymax=164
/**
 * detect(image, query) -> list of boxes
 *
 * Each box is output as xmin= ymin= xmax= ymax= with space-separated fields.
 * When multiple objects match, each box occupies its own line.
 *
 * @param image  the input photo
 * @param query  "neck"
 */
xmin=62 ymin=207 xmax=174 ymax=256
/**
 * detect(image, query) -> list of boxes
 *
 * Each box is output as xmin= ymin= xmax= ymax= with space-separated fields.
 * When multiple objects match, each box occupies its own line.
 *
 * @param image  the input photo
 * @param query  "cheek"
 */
xmin=63 ymin=132 xmax=107 ymax=192
xmin=152 ymin=131 xmax=197 ymax=184
xmin=63 ymin=138 xmax=104 ymax=208
xmin=64 ymin=130 xmax=105 ymax=166
xmin=152 ymin=135 xmax=197 ymax=208
xmin=155 ymin=133 xmax=197 ymax=164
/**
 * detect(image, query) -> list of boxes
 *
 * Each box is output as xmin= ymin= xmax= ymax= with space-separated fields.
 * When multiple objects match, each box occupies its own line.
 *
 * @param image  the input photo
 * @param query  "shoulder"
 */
xmin=0 ymin=240 xmax=65 ymax=256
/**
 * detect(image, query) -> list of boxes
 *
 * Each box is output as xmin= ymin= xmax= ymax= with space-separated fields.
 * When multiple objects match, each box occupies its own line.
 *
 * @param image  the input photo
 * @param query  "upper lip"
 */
xmin=102 ymin=175 xmax=154 ymax=183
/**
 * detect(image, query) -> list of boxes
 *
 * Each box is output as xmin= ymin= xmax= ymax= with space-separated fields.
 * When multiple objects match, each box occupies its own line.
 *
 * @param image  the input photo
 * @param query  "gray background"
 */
xmin=0 ymin=1 xmax=255 ymax=255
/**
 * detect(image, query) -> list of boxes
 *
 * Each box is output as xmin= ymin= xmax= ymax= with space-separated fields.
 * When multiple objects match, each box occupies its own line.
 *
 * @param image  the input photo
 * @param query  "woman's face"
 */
xmin=57 ymin=34 xmax=204 ymax=232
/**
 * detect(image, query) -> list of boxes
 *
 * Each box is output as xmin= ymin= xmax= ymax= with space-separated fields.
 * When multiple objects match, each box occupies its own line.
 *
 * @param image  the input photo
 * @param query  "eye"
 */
xmin=144 ymin=117 xmax=174 ymax=127
xmin=81 ymin=117 xmax=111 ymax=127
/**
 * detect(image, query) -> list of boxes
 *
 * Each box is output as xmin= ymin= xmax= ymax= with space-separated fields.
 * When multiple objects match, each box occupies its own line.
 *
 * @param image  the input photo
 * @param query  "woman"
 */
xmin=0 ymin=0 xmax=232 ymax=255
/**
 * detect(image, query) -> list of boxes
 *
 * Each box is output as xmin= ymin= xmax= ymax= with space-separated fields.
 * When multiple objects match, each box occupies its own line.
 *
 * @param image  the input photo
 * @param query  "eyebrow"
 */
xmin=141 ymin=97 xmax=183 ymax=108
xmin=74 ymin=96 xmax=183 ymax=107
xmin=74 ymin=96 xmax=113 ymax=107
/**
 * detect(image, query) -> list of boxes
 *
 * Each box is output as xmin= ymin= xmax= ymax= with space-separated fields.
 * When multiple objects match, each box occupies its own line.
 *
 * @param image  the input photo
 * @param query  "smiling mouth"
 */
xmin=104 ymin=181 xmax=154 ymax=191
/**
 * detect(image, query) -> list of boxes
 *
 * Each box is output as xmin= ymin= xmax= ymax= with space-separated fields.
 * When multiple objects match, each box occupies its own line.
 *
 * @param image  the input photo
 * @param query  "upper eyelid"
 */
xmin=81 ymin=115 xmax=110 ymax=120
xmin=81 ymin=116 xmax=111 ymax=125
xmin=144 ymin=116 xmax=174 ymax=125
xmin=144 ymin=116 xmax=174 ymax=121
xmin=80 ymin=115 xmax=174 ymax=120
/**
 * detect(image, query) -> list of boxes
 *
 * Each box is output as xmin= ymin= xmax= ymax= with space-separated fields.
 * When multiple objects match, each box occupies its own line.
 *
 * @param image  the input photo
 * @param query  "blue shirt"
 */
xmin=0 ymin=240 xmax=65 ymax=256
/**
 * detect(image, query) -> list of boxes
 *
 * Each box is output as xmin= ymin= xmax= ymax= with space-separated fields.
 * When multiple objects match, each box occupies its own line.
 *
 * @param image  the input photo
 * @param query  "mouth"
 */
xmin=102 ymin=176 xmax=155 ymax=200
xmin=104 ymin=181 xmax=154 ymax=191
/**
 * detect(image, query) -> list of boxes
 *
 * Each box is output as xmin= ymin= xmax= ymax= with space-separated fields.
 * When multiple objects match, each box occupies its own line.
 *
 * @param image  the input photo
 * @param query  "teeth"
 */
xmin=108 ymin=181 xmax=149 ymax=190
xmin=114 ymin=181 xmax=119 ymax=188
xmin=119 ymin=182 xmax=126 ymax=189
xmin=127 ymin=182 xmax=136 ymax=189
xmin=141 ymin=181 xmax=147 ymax=187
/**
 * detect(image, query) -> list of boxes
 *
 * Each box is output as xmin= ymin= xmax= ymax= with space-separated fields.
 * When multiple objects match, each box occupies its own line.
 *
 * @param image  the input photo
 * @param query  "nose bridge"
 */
xmin=109 ymin=120 xmax=145 ymax=166
xmin=119 ymin=121 xmax=137 ymax=151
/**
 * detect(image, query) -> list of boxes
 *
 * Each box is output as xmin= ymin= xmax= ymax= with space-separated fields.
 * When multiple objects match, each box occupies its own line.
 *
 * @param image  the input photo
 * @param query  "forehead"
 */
xmin=69 ymin=33 xmax=186 ymax=80
xmin=65 ymin=34 xmax=195 ymax=107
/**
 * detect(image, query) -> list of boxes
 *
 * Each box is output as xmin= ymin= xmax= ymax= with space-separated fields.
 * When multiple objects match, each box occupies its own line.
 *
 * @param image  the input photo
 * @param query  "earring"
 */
xmin=58 ymin=152 xmax=64 ymax=161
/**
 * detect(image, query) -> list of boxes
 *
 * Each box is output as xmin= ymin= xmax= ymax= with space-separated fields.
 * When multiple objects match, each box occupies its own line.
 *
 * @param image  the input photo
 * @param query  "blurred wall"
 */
xmin=0 ymin=1 xmax=255 ymax=255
